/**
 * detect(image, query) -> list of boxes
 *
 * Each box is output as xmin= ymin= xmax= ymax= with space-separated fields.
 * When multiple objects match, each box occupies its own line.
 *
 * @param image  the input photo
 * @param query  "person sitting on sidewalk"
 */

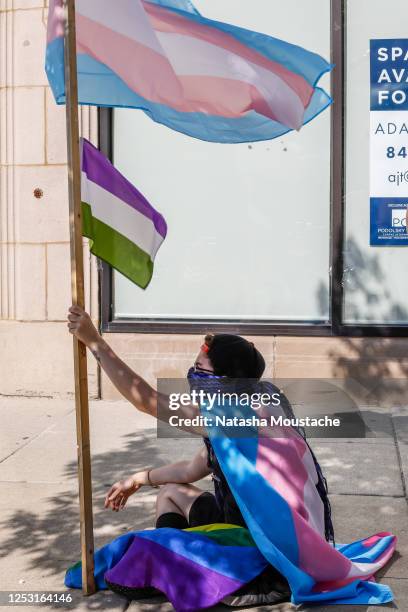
xmin=67 ymin=307 xmax=334 ymax=604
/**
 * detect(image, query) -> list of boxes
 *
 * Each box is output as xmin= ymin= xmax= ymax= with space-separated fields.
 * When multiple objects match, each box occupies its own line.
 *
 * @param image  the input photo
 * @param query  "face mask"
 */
xmin=187 ymin=367 xmax=221 ymax=396
xmin=187 ymin=366 xmax=217 ymax=380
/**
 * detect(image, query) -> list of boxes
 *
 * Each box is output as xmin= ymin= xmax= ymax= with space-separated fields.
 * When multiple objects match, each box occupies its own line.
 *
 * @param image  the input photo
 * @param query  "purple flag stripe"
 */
xmin=82 ymin=139 xmax=167 ymax=238
xmin=105 ymin=536 xmax=245 ymax=611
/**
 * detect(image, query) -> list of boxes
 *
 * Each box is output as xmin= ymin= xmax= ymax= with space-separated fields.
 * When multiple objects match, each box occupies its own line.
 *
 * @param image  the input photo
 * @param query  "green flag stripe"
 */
xmin=187 ymin=526 xmax=256 ymax=547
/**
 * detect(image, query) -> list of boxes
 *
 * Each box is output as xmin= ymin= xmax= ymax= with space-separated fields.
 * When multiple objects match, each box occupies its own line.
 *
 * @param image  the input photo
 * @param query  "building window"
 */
xmin=343 ymin=0 xmax=408 ymax=325
xmin=100 ymin=0 xmax=408 ymax=336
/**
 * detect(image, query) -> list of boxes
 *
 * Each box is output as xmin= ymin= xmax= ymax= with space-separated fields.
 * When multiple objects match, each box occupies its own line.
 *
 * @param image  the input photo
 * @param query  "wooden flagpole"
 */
xmin=63 ymin=0 xmax=96 ymax=595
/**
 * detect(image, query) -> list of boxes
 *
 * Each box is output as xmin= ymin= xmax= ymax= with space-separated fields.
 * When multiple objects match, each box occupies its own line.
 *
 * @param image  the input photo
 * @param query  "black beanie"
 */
xmin=206 ymin=334 xmax=265 ymax=379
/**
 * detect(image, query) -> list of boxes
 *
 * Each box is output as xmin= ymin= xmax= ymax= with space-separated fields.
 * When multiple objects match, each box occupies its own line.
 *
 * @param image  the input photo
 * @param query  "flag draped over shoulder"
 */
xmin=204 ymin=401 xmax=396 ymax=606
xmin=80 ymin=138 xmax=167 ymax=288
xmin=45 ymin=0 xmax=332 ymax=143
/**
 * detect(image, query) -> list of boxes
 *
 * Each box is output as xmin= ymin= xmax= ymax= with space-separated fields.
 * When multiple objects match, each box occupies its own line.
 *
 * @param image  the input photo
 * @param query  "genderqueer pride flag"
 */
xmin=81 ymin=138 xmax=167 ymax=289
xmin=45 ymin=0 xmax=332 ymax=143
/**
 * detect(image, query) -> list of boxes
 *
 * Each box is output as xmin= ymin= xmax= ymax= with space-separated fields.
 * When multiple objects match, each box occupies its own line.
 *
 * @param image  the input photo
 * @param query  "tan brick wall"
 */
xmin=101 ymin=334 xmax=408 ymax=403
xmin=0 ymin=0 xmax=99 ymax=397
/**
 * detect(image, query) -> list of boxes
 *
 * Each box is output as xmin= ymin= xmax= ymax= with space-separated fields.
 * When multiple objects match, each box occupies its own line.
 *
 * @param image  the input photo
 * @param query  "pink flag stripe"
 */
xmin=255 ymin=434 xmax=353 ymax=581
xmin=46 ymin=0 xmax=64 ymax=43
xmin=142 ymin=0 xmax=314 ymax=107
xmin=256 ymin=435 xmax=312 ymax=524
xmin=76 ymin=14 xmax=181 ymax=102
xmin=76 ymin=13 xmax=304 ymax=128
xmin=294 ymin=511 xmax=353 ymax=581
xmin=362 ymin=533 xmax=392 ymax=548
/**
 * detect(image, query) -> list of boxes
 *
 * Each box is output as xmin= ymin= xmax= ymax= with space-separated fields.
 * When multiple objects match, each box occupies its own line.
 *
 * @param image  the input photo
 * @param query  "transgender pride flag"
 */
xmin=81 ymin=139 xmax=167 ymax=288
xmin=45 ymin=0 xmax=332 ymax=143
xmin=205 ymin=398 xmax=397 ymax=607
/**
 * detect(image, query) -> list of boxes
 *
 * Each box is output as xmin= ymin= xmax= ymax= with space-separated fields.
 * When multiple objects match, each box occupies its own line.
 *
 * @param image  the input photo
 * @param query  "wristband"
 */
xmin=147 ymin=469 xmax=159 ymax=488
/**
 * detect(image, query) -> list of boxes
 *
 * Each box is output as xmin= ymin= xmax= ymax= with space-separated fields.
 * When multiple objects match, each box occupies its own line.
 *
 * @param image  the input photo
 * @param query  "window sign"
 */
xmin=370 ymin=39 xmax=408 ymax=246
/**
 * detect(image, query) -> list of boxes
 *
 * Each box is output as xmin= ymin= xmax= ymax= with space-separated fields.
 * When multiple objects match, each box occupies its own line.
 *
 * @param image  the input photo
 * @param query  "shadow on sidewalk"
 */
xmin=316 ymin=237 xmax=408 ymax=408
xmin=0 ymin=429 xmax=167 ymax=609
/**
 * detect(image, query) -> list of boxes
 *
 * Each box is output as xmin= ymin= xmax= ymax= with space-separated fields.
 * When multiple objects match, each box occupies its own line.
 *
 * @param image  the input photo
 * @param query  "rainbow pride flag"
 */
xmin=81 ymin=138 xmax=166 ymax=288
xmin=65 ymin=524 xmax=270 ymax=611
xmin=45 ymin=0 xmax=332 ymax=143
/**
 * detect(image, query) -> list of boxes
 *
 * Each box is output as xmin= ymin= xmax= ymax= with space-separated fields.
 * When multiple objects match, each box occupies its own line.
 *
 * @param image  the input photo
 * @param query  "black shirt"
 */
xmin=203 ymin=437 xmax=247 ymax=528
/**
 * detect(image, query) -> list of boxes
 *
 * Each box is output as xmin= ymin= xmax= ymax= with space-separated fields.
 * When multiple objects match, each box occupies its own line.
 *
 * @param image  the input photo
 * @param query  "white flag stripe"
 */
xmin=81 ymin=172 xmax=164 ymax=259
xmin=346 ymin=560 xmax=389 ymax=579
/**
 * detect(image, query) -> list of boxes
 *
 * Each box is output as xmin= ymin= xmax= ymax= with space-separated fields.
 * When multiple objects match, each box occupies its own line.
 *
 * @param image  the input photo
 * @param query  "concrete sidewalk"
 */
xmin=0 ymin=397 xmax=407 ymax=611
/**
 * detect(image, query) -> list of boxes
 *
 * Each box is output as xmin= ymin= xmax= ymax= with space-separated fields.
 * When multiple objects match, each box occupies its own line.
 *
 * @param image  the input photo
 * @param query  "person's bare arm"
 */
xmin=88 ymin=333 xmax=162 ymax=418
xmin=105 ymin=446 xmax=211 ymax=511
xmin=67 ymin=306 xmax=203 ymax=431
xmin=145 ymin=446 xmax=211 ymax=486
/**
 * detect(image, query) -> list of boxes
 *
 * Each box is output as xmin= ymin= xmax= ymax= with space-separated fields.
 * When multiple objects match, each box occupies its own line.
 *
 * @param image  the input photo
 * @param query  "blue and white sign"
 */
xmin=370 ymin=39 xmax=408 ymax=245
xmin=370 ymin=198 xmax=408 ymax=246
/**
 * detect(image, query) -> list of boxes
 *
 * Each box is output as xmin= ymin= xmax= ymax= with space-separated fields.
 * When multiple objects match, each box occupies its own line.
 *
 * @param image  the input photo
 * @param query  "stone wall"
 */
xmin=0 ymin=0 xmax=99 ymax=397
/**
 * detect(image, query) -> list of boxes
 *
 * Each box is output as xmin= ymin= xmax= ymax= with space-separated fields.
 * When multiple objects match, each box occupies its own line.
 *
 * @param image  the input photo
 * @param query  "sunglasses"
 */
xmin=192 ymin=364 xmax=215 ymax=375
